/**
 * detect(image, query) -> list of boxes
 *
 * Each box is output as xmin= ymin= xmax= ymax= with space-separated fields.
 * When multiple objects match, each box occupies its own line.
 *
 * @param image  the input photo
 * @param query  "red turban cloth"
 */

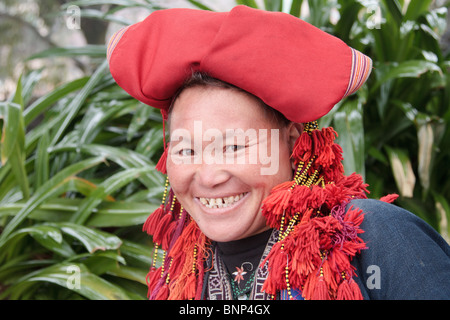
xmin=107 ymin=5 xmax=372 ymax=123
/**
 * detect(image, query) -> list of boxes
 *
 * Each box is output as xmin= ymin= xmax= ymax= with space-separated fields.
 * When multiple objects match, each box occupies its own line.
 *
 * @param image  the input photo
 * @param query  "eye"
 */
xmin=224 ymin=145 xmax=244 ymax=153
xmin=178 ymin=148 xmax=195 ymax=156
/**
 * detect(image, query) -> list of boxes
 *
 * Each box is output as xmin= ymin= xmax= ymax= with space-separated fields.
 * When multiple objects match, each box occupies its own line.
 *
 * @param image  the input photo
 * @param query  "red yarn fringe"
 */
xmin=262 ymin=126 xmax=368 ymax=300
xmin=337 ymin=279 xmax=363 ymax=300
xmin=155 ymin=284 xmax=169 ymax=300
xmin=143 ymin=204 xmax=164 ymax=236
xmin=164 ymin=220 xmax=210 ymax=300
xmin=312 ymin=277 xmax=331 ymax=300
xmin=156 ymin=146 xmax=168 ymax=174
xmin=380 ymin=194 xmax=399 ymax=204
xmin=146 ymin=267 xmax=162 ymax=298
xmin=146 ymin=125 xmax=372 ymax=300
xmin=146 ymin=218 xmax=210 ymax=300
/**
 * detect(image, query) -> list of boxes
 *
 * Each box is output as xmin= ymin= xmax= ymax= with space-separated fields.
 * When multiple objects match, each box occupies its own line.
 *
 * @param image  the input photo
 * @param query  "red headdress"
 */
xmin=107 ymin=6 xmax=385 ymax=300
xmin=108 ymin=5 xmax=372 ymax=124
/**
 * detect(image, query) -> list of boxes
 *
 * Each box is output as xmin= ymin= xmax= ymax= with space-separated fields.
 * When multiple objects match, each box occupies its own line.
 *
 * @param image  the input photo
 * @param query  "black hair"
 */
xmin=168 ymin=71 xmax=291 ymax=128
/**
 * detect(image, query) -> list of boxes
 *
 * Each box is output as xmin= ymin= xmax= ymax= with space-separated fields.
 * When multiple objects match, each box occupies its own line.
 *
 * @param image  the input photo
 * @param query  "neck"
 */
xmin=216 ymin=229 xmax=273 ymax=274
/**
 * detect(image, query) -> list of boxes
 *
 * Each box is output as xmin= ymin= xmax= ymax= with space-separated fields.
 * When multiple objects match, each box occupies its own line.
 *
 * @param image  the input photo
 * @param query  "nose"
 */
xmin=195 ymin=163 xmax=231 ymax=189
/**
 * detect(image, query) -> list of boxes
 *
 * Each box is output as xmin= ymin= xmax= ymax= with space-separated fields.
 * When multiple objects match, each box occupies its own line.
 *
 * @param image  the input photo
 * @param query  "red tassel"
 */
xmin=153 ymin=213 xmax=173 ymax=245
xmin=262 ymin=182 xmax=293 ymax=228
xmin=161 ymin=221 xmax=176 ymax=251
xmin=349 ymin=279 xmax=363 ymax=300
xmin=155 ymin=146 xmax=168 ymax=174
xmin=155 ymin=283 xmax=169 ymax=300
xmin=184 ymin=273 xmax=197 ymax=300
xmin=143 ymin=205 xmax=165 ymax=235
xmin=291 ymin=132 xmax=312 ymax=162
xmin=146 ymin=267 xmax=162 ymax=298
xmin=169 ymin=220 xmax=197 ymax=255
xmin=261 ymin=242 xmax=286 ymax=295
xmin=167 ymin=251 xmax=186 ymax=282
xmin=337 ymin=279 xmax=363 ymax=300
xmin=336 ymin=280 xmax=352 ymax=300
xmin=312 ymin=277 xmax=330 ymax=300
xmin=301 ymin=273 xmax=315 ymax=300
xmin=380 ymin=194 xmax=399 ymax=204
xmin=195 ymin=261 xmax=205 ymax=300
xmin=321 ymin=260 xmax=338 ymax=293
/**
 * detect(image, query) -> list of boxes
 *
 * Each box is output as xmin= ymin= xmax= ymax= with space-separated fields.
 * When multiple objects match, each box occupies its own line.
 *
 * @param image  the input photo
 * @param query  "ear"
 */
xmin=287 ymin=122 xmax=303 ymax=151
xmin=287 ymin=122 xmax=303 ymax=170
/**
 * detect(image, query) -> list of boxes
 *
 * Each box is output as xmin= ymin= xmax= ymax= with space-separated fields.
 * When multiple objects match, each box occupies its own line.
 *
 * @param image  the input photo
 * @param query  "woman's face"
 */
xmin=166 ymin=86 xmax=299 ymax=242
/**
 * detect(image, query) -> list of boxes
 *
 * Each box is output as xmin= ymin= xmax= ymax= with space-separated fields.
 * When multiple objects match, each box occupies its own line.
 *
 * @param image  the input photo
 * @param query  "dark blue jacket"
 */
xmin=349 ymin=199 xmax=450 ymax=300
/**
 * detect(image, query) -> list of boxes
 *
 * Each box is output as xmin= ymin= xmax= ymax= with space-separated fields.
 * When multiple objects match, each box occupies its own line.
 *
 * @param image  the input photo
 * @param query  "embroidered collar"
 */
xmin=205 ymin=230 xmax=279 ymax=300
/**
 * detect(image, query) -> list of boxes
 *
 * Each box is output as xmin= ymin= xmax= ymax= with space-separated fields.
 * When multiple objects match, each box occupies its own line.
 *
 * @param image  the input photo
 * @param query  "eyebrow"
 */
xmin=168 ymin=127 xmax=263 ymax=144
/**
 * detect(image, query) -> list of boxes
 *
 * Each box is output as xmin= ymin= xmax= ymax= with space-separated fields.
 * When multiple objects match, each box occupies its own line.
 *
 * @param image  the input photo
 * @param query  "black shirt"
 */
xmin=216 ymin=229 xmax=273 ymax=298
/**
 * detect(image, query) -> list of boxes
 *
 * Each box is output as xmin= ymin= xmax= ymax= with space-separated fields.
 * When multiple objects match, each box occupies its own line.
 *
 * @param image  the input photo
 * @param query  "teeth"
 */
xmin=199 ymin=193 xmax=247 ymax=209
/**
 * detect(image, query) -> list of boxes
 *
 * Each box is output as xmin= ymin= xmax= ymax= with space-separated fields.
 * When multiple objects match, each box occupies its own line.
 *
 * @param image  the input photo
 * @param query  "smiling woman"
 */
xmin=166 ymin=81 xmax=298 ymax=242
xmin=108 ymin=5 xmax=450 ymax=300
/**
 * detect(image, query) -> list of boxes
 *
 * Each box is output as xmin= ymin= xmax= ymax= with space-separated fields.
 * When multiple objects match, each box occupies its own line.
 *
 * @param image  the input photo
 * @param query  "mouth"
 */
xmin=197 ymin=192 xmax=248 ymax=209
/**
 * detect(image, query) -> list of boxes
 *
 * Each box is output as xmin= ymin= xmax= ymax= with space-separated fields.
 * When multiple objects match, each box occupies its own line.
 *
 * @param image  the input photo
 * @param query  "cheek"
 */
xmin=266 ymin=137 xmax=294 ymax=182
xmin=166 ymin=159 xmax=191 ymax=196
xmin=279 ymin=144 xmax=294 ymax=178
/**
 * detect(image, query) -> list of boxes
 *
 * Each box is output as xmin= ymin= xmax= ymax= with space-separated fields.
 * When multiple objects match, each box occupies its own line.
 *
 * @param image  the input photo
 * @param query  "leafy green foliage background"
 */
xmin=1 ymin=0 xmax=449 ymax=299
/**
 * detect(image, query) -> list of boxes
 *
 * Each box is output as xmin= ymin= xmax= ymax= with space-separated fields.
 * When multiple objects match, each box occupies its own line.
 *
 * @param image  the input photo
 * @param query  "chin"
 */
xmin=200 ymin=225 xmax=244 ymax=242
xmin=203 ymin=230 xmax=237 ymax=242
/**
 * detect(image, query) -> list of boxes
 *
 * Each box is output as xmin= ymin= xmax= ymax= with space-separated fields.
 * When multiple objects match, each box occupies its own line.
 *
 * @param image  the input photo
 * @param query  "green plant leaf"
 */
xmin=0 ymin=157 xmax=105 ymax=247
xmin=62 ymin=0 xmax=152 ymax=9
xmin=49 ymin=143 xmax=164 ymax=188
xmin=186 ymin=0 xmax=213 ymax=10
xmin=332 ymin=99 xmax=366 ymax=178
xmin=127 ymin=103 xmax=155 ymax=142
xmin=289 ymin=0 xmax=303 ymax=17
xmin=50 ymin=60 xmax=109 ymax=146
xmin=381 ymin=0 xmax=404 ymax=26
xmin=4 ymin=225 xmax=76 ymax=258
xmin=23 ymin=77 xmax=89 ymax=126
xmin=0 ymin=103 xmax=23 ymax=165
xmin=0 ymin=257 xmax=55 ymax=287
xmin=404 ymin=0 xmax=433 ymax=21
xmin=417 ymin=121 xmax=434 ymax=193
xmin=70 ymin=166 xmax=156 ymax=225
xmin=236 ymin=0 xmax=260 ymax=9
xmin=384 ymin=146 xmax=416 ymax=198
xmin=56 ymin=222 xmax=122 ymax=253
xmin=135 ymin=126 xmax=164 ymax=159
xmin=27 ymin=45 xmax=106 ymax=60
xmin=372 ymin=60 xmax=443 ymax=92
xmin=120 ymin=240 xmax=153 ymax=267
xmin=35 ymin=131 xmax=50 ymax=188
xmin=107 ymin=265 xmax=148 ymax=285
xmin=8 ymin=262 xmax=131 ymax=300
xmin=433 ymin=193 xmax=450 ymax=243
xmin=264 ymin=0 xmax=282 ymax=12
xmin=19 ymin=70 xmax=43 ymax=107
xmin=0 ymin=198 xmax=157 ymax=227
xmin=0 ymin=99 xmax=29 ymax=200
xmin=75 ymin=9 xmax=134 ymax=25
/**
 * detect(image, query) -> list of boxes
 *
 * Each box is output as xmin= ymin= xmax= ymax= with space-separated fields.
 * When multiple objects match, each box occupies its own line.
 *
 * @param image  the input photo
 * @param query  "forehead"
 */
xmin=168 ymin=86 xmax=275 ymax=132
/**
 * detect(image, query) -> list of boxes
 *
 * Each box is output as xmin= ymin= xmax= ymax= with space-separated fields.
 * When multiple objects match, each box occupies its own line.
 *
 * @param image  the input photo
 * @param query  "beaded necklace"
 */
xmin=231 ymin=272 xmax=255 ymax=300
xmin=216 ymin=230 xmax=272 ymax=300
